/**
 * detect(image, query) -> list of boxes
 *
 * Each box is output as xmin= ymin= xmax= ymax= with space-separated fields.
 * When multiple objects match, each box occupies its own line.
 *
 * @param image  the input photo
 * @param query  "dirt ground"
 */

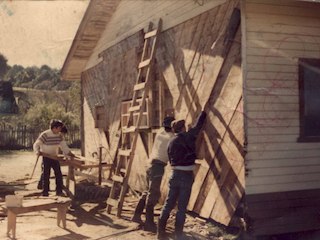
xmin=0 ymin=150 xmax=240 ymax=240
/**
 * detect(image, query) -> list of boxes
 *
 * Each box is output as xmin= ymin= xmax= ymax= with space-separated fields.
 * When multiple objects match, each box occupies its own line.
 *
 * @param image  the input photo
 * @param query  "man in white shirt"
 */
xmin=132 ymin=116 xmax=175 ymax=232
xmin=33 ymin=119 xmax=74 ymax=196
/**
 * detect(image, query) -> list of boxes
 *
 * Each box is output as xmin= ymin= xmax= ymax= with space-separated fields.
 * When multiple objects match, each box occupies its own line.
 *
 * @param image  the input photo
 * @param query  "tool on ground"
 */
xmin=30 ymin=154 xmax=40 ymax=180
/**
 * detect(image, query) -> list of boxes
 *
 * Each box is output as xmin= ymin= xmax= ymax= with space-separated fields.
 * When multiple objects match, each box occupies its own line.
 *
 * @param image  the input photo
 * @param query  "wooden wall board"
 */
xmin=81 ymin=30 xmax=144 ymax=169
xmin=199 ymin=100 xmax=244 ymax=222
xmin=248 ymin=165 xmax=320 ymax=178
xmin=194 ymin=37 xmax=243 ymax=223
xmin=245 ymin=1 xmax=320 ymax=18
xmin=159 ymin=2 xmax=241 ymax=214
xmin=247 ymin=142 xmax=320 ymax=152
xmin=246 ymin=157 xmax=320 ymax=169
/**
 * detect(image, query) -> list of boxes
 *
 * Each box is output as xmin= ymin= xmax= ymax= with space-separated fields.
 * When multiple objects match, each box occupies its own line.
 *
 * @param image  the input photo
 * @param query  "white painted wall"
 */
xmin=243 ymin=0 xmax=320 ymax=194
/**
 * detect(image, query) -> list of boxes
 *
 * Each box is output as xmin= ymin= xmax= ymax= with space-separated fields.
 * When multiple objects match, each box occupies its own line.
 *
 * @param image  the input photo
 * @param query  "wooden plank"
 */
xmin=247 ymin=142 xmax=320 ymax=152
xmin=247 ymin=39 xmax=320 ymax=52
xmin=246 ymin=181 xmax=320 ymax=195
xmin=138 ymin=59 xmax=151 ymax=69
xmin=106 ymin=198 xmax=119 ymax=208
xmin=246 ymin=157 xmax=320 ymax=169
xmin=246 ymin=79 xmax=297 ymax=88
xmin=246 ymin=2 xmax=320 ymax=18
xmin=246 ymin=149 xmax=320 ymax=161
xmin=133 ymin=82 xmax=146 ymax=91
xmin=199 ymin=105 xmax=244 ymax=222
xmin=249 ymin=165 xmax=320 ymax=178
xmin=112 ymin=175 xmax=124 ymax=183
xmin=246 ymin=172 xmax=320 ymax=187
xmin=128 ymin=105 xmax=141 ymax=112
xmin=246 ymin=103 xmax=299 ymax=112
xmin=118 ymin=149 xmax=131 ymax=157
xmin=145 ymin=29 xmax=157 ymax=39
xmin=247 ymin=126 xmax=299 ymax=135
xmin=247 ymin=31 xmax=320 ymax=44
xmin=247 ymin=47 xmax=320 ymax=58
xmin=186 ymin=1 xmax=240 ymax=211
xmin=246 ymin=12 xmax=320 ymax=29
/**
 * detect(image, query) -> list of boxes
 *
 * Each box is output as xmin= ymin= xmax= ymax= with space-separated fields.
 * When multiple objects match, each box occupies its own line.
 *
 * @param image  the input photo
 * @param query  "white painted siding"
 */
xmin=85 ymin=0 xmax=227 ymax=69
xmin=244 ymin=0 xmax=320 ymax=194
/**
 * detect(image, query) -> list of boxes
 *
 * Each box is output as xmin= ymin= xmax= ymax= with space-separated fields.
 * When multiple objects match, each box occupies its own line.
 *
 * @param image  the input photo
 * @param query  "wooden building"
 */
xmin=61 ymin=0 xmax=320 ymax=236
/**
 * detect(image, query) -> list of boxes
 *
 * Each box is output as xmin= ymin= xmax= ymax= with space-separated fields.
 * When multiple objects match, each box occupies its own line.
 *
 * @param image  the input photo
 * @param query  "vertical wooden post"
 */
xmin=99 ymin=146 xmax=103 ymax=185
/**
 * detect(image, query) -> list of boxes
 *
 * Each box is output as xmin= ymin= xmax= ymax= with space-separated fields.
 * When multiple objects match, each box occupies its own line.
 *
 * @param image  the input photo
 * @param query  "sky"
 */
xmin=0 ymin=0 xmax=89 ymax=69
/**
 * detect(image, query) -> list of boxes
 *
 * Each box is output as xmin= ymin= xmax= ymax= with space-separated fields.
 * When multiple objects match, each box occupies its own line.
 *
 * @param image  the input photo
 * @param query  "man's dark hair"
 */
xmin=162 ymin=116 xmax=175 ymax=131
xmin=61 ymin=125 xmax=68 ymax=134
xmin=50 ymin=119 xmax=64 ymax=129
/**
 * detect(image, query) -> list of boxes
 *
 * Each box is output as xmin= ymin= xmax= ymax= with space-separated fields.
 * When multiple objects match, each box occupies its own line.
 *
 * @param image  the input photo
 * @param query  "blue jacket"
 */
xmin=168 ymin=111 xmax=207 ymax=167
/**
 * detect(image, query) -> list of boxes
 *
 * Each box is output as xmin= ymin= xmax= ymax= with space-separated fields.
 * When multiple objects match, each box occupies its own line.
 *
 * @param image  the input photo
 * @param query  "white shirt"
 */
xmin=149 ymin=128 xmax=174 ymax=165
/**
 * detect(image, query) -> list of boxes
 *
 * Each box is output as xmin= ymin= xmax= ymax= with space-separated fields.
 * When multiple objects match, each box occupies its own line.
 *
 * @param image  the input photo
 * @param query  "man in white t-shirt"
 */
xmin=132 ymin=116 xmax=175 ymax=232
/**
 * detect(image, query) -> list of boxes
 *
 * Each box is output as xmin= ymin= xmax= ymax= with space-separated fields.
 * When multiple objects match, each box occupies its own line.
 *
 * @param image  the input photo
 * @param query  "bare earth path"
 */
xmin=0 ymin=150 xmax=233 ymax=240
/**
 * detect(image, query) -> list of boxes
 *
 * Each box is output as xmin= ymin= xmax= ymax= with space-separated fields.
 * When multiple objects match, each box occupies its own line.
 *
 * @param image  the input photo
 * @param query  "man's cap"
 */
xmin=162 ymin=116 xmax=175 ymax=128
xmin=171 ymin=119 xmax=185 ymax=133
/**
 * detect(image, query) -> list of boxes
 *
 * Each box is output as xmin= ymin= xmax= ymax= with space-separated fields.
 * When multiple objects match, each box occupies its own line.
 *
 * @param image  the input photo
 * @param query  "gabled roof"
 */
xmin=61 ymin=0 xmax=120 ymax=81
xmin=61 ymin=0 xmax=320 ymax=81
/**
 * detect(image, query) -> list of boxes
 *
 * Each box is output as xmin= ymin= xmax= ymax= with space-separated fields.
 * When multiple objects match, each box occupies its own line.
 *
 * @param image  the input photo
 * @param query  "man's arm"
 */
xmin=60 ymin=140 xmax=75 ymax=158
xmin=33 ymin=136 xmax=43 ymax=155
xmin=188 ymin=111 xmax=207 ymax=137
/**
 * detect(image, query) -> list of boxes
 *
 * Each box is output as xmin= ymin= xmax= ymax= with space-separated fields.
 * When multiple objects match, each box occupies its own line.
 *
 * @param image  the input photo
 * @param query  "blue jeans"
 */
xmin=158 ymin=170 xmax=194 ymax=233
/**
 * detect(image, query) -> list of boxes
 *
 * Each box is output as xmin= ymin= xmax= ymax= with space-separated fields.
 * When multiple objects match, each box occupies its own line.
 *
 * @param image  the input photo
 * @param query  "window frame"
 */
xmin=298 ymin=58 xmax=320 ymax=142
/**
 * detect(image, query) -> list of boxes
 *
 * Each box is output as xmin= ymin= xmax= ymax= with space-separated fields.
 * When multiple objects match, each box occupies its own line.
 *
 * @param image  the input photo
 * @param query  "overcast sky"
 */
xmin=0 ymin=0 xmax=89 ymax=69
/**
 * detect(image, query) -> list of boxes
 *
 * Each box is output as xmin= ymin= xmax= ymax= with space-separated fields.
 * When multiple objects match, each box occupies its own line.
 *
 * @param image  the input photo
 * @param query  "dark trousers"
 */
xmin=42 ymin=156 xmax=63 ymax=194
xmin=158 ymin=170 xmax=194 ymax=234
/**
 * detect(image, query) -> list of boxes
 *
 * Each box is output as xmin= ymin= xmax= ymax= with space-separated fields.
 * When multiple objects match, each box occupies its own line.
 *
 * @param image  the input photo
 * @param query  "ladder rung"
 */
xmin=112 ymin=175 xmax=124 ymax=183
xmin=129 ymin=105 xmax=140 ymax=112
xmin=138 ymin=59 xmax=151 ymax=69
xmin=118 ymin=149 xmax=131 ymax=156
xmin=107 ymin=198 xmax=119 ymax=208
xmin=103 ymin=179 xmax=113 ymax=188
xmin=134 ymin=82 xmax=146 ymax=91
xmin=120 ymin=168 xmax=127 ymax=174
xmin=145 ymin=29 xmax=158 ymax=39
xmin=122 ymin=126 xmax=136 ymax=133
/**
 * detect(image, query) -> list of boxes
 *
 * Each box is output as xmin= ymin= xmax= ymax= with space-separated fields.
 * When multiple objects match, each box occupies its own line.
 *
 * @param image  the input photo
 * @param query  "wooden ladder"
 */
xmin=106 ymin=19 xmax=162 ymax=217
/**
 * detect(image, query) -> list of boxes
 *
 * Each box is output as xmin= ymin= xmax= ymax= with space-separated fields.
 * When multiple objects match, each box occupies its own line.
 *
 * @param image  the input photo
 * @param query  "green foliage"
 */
xmin=4 ymin=64 xmax=70 ymax=91
xmin=23 ymin=102 xmax=78 ymax=131
xmin=1 ymin=60 xmax=80 ymax=131
xmin=0 ymin=53 xmax=9 ymax=79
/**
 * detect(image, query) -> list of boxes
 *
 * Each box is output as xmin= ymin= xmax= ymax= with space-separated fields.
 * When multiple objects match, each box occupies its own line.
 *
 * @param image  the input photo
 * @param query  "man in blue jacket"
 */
xmin=157 ymin=110 xmax=207 ymax=239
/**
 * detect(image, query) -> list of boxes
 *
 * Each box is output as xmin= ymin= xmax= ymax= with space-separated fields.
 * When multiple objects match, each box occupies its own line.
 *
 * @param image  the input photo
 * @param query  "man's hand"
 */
xmin=68 ymin=152 xmax=75 ymax=160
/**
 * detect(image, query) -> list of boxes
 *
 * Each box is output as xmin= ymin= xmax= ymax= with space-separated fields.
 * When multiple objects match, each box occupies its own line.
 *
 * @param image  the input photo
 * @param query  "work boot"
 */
xmin=131 ymin=194 xmax=146 ymax=224
xmin=157 ymin=217 xmax=167 ymax=240
xmin=37 ymin=181 xmax=43 ymax=190
xmin=42 ymin=191 xmax=49 ymax=197
xmin=144 ymin=204 xmax=156 ymax=232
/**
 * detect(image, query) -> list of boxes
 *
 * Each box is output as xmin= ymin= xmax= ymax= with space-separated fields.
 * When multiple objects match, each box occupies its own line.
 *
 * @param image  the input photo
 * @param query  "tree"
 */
xmin=24 ymin=102 xmax=78 ymax=131
xmin=0 ymin=53 xmax=9 ymax=79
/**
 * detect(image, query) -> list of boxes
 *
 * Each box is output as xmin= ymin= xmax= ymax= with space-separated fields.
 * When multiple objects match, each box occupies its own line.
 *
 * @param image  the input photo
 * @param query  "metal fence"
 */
xmin=0 ymin=123 xmax=80 ymax=150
